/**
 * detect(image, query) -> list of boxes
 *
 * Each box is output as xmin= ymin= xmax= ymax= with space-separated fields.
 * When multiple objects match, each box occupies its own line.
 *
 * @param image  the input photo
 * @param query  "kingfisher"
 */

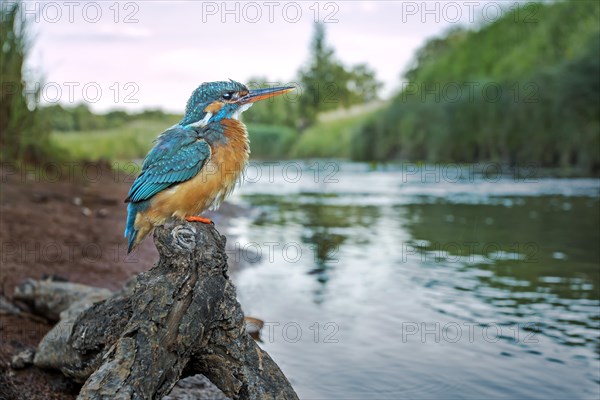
xmin=124 ymin=80 xmax=294 ymax=253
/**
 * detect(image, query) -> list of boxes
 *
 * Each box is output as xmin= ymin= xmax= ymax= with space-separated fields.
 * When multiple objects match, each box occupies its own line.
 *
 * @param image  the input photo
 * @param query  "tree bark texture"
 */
xmin=16 ymin=220 xmax=298 ymax=400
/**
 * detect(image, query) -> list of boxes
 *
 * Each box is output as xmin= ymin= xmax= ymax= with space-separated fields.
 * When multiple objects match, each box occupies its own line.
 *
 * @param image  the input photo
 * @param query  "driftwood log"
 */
xmin=15 ymin=220 xmax=298 ymax=400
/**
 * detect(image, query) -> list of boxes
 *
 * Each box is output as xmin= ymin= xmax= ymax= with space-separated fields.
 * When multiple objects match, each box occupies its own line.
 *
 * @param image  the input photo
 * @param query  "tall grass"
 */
xmin=291 ymin=111 xmax=379 ymax=159
xmin=52 ymin=119 xmax=298 ymax=161
xmin=0 ymin=2 xmax=53 ymax=163
xmin=247 ymin=124 xmax=297 ymax=159
xmin=51 ymin=119 xmax=174 ymax=161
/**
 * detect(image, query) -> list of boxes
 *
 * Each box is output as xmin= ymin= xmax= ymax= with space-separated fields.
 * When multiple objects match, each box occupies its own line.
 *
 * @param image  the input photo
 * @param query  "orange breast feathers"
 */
xmin=141 ymin=119 xmax=250 ymax=226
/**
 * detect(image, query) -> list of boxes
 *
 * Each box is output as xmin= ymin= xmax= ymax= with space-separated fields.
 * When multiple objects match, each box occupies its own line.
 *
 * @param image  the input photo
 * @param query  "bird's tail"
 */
xmin=124 ymin=202 xmax=139 ymax=253
xmin=125 ymin=202 xmax=153 ymax=253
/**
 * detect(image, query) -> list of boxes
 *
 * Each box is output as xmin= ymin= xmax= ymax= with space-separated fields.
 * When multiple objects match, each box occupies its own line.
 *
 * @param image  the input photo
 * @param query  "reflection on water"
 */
xmin=228 ymin=161 xmax=600 ymax=399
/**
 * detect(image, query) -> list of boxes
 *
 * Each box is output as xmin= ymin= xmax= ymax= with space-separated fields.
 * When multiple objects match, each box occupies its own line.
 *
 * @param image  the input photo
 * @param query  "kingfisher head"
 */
xmin=180 ymin=80 xmax=294 ymax=128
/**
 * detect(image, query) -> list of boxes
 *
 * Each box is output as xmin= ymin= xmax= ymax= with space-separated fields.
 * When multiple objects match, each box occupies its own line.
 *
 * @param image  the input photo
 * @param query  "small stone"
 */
xmin=73 ymin=197 xmax=82 ymax=206
xmin=0 ymin=295 xmax=21 ymax=315
xmin=81 ymin=207 xmax=92 ymax=217
xmin=11 ymin=348 xmax=35 ymax=369
xmin=97 ymin=208 xmax=109 ymax=218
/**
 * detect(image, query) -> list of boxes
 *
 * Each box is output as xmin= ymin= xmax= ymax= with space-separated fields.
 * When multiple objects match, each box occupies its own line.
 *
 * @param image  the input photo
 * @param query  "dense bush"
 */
xmin=246 ymin=124 xmax=297 ymax=159
xmin=352 ymin=1 xmax=600 ymax=172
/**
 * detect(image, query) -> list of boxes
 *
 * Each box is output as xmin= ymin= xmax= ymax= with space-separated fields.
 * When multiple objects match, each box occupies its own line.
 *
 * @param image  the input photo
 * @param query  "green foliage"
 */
xmin=346 ymin=64 xmax=382 ymax=104
xmin=291 ymin=110 xmax=380 ymax=159
xmin=0 ymin=2 xmax=53 ymax=163
xmin=246 ymin=124 xmax=296 ymax=159
xmin=51 ymin=113 xmax=373 ymax=162
xmin=298 ymin=23 xmax=382 ymax=128
xmin=50 ymin=118 xmax=297 ymax=162
xmin=353 ymin=1 xmax=600 ymax=172
xmin=50 ymin=118 xmax=180 ymax=161
xmin=40 ymin=103 xmax=180 ymax=132
xmin=408 ymin=2 xmax=599 ymax=84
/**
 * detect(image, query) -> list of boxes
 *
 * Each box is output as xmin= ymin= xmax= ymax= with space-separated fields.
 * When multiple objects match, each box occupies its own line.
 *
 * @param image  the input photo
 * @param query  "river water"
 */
xmin=226 ymin=161 xmax=599 ymax=399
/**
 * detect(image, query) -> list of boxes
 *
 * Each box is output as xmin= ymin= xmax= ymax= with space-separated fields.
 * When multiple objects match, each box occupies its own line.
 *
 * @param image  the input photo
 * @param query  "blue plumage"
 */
xmin=124 ymin=125 xmax=211 ymax=251
xmin=126 ymin=128 xmax=211 ymax=203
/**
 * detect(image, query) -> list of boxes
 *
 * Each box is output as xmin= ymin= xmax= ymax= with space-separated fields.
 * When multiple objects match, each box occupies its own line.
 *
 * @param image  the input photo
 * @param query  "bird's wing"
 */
xmin=125 ymin=126 xmax=211 ymax=203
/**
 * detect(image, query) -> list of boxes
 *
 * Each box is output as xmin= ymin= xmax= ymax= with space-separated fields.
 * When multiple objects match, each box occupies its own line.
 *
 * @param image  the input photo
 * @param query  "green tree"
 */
xmin=297 ymin=23 xmax=343 ymax=128
xmin=39 ymin=104 xmax=76 ymax=131
xmin=0 ymin=1 xmax=51 ymax=163
xmin=298 ymin=23 xmax=382 ymax=129
xmin=404 ymin=27 xmax=468 ymax=82
xmin=346 ymin=64 xmax=382 ymax=104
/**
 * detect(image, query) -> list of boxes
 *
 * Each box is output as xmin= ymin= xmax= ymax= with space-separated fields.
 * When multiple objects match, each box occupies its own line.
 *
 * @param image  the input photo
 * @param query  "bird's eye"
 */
xmin=222 ymin=91 xmax=235 ymax=101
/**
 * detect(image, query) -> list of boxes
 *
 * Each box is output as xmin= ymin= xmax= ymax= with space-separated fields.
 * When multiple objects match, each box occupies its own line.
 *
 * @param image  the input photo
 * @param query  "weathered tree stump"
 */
xmin=17 ymin=220 xmax=298 ymax=400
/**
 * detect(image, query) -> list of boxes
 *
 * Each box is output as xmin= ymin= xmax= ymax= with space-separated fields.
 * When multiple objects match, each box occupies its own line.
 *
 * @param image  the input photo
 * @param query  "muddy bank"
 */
xmin=0 ymin=164 xmax=247 ymax=398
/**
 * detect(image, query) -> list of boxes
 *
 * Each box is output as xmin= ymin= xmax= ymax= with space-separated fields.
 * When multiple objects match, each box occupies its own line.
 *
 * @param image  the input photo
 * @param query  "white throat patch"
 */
xmin=188 ymin=112 xmax=213 ymax=128
xmin=231 ymin=103 xmax=253 ymax=120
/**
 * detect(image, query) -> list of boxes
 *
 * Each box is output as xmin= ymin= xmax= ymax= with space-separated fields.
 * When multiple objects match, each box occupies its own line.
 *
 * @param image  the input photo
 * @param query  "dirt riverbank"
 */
xmin=0 ymin=163 xmax=246 ymax=398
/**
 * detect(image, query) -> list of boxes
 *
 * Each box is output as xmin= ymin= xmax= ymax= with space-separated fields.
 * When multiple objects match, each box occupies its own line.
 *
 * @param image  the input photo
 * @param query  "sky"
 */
xmin=19 ymin=0 xmax=512 ymax=113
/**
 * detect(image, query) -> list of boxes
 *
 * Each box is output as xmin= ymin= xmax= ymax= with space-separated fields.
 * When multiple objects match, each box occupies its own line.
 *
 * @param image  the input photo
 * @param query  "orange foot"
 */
xmin=185 ymin=216 xmax=213 ymax=224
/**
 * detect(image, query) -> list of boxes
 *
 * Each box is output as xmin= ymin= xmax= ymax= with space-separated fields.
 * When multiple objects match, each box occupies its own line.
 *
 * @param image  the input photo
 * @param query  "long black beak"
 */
xmin=239 ymin=86 xmax=295 ymax=104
